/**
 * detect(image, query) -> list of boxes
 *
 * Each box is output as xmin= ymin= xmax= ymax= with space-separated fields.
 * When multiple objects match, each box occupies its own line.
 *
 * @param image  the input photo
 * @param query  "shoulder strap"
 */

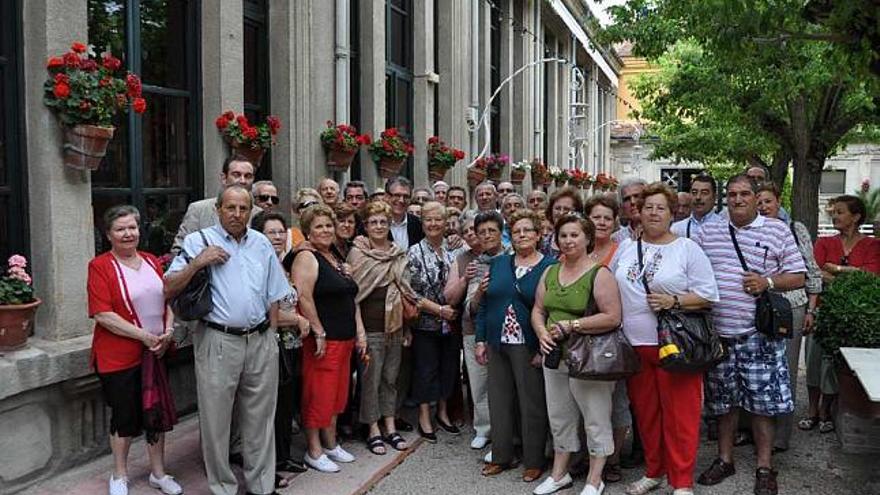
xmin=686 ymin=219 xmax=692 ymax=238
xmin=789 ymin=221 xmax=803 ymax=250
xmin=637 ymin=238 xmax=651 ymax=295
xmin=583 ymin=265 xmax=603 ymax=317
xmin=727 ymin=224 xmax=750 ymax=271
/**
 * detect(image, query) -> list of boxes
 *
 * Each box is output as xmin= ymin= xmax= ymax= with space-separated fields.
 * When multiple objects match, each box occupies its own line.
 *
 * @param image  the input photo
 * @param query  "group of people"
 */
xmin=87 ymin=154 xmax=880 ymax=495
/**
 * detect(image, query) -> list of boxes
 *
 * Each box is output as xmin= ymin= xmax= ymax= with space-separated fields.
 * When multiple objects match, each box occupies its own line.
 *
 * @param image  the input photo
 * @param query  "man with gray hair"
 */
xmin=473 ymin=181 xmax=499 ymax=214
xmin=613 ymin=177 xmax=647 ymax=243
xmin=527 ymin=190 xmax=547 ymax=213
xmin=252 ymin=180 xmax=279 ymax=212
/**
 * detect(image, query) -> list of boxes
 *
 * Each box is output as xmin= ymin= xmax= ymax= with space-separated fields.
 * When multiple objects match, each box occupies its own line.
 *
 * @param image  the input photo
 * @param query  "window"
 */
xmin=385 ymin=0 xmax=413 ymax=176
xmin=820 ymin=170 xmax=846 ymax=194
xmin=88 ymin=0 xmax=201 ymax=256
xmin=489 ymin=7 xmax=501 ymax=153
xmin=244 ymin=0 xmax=271 ymax=179
xmin=661 ymin=168 xmax=704 ymax=192
xmin=0 ymin=0 xmax=27 ymax=261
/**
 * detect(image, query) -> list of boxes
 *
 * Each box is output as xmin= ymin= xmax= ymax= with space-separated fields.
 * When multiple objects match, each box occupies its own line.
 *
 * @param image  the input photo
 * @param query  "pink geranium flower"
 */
xmin=8 ymin=255 xmax=27 ymax=268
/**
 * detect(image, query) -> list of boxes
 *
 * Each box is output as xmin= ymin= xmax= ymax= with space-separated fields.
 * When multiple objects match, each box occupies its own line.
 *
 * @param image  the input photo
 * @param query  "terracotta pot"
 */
xmin=378 ymin=157 xmax=405 ymax=179
xmin=467 ymin=167 xmax=488 ymax=188
xmin=0 ymin=298 xmax=41 ymax=352
xmin=428 ymin=166 xmax=448 ymax=182
xmin=232 ymin=143 xmax=265 ymax=168
xmin=325 ymin=147 xmax=358 ymax=172
xmin=554 ymin=178 xmax=567 ymax=188
xmin=488 ymin=167 xmax=502 ymax=181
xmin=62 ymin=125 xmax=114 ymax=170
xmin=510 ymin=169 xmax=526 ymax=185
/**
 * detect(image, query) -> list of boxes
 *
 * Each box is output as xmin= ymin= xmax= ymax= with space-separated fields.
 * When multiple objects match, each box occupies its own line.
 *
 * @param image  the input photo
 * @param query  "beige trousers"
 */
xmin=194 ymin=324 xmax=278 ymax=495
xmin=544 ymin=360 xmax=615 ymax=456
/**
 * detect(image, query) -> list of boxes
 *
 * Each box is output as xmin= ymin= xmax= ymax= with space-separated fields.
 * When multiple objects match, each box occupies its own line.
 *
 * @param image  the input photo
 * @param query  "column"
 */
xmin=436 ymin=0 xmax=472 ymax=187
xmin=357 ymin=0 xmax=386 ymax=189
xmin=412 ymin=0 xmax=435 ymax=186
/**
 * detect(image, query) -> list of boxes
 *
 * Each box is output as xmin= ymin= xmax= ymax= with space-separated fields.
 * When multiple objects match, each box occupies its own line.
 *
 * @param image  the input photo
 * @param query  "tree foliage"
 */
xmin=602 ymin=0 xmax=880 ymax=235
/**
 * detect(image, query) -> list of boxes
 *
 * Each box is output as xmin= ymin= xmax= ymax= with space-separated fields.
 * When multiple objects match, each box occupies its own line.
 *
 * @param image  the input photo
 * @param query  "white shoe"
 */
xmin=580 ymin=481 xmax=605 ymax=495
xmin=625 ymin=476 xmax=664 ymax=495
xmin=109 ymin=475 xmax=128 ymax=495
xmin=533 ymin=473 xmax=573 ymax=495
xmin=324 ymin=444 xmax=356 ymax=463
xmin=672 ymin=489 xmax=694 ymax=495
xmin=304 ymin=453 xmax=341 ymax=473
xmin=148 ymin=474 xmax=183 ymax=495
xmin=470 ymin=436 xmax=490 ymax=449
xmin=483 ymin=451 xmax=492 ymax=463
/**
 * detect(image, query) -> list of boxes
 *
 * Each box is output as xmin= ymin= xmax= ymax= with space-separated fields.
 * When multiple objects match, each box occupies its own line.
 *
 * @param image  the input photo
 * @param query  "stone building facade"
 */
xmin=0 ymin=0 xmax=619 ymax=491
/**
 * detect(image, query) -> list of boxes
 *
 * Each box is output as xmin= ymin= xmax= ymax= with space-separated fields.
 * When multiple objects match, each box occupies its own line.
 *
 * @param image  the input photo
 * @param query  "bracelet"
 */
xmin=571 ymin=319 xmax=582 ymax=334
xmin=766 ymin=277 xmax=775 ymax=290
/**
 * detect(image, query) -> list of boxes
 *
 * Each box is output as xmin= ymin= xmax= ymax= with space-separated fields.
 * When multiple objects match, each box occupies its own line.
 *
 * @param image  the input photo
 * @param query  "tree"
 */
xmin=603 ymin=0 xmax=880 ymax=235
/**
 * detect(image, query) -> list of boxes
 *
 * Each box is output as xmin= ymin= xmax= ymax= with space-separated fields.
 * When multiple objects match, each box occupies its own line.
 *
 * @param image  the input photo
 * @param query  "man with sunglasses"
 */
xmin=252 ymin=181 xmax=280 ymax=211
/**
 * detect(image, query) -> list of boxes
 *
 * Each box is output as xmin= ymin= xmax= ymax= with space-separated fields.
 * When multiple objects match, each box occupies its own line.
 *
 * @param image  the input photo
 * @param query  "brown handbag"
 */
xmin=565 ymin=266 xmax=641 ymax=381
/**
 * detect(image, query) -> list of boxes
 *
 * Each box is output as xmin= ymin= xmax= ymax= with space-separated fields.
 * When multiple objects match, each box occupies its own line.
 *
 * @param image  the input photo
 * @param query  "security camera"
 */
xmin=465 ymin=108 xmax=479 ymax=131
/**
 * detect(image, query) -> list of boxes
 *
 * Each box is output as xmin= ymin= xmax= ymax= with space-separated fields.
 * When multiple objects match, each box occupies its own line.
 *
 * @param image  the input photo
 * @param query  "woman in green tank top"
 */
xmin=530 ymin=214 xmax=623 ymax=495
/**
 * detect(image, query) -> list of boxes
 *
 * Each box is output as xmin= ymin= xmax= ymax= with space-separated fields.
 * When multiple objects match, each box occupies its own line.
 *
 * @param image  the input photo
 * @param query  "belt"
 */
xmin=202 ymin=319 xmax=269 ymax=336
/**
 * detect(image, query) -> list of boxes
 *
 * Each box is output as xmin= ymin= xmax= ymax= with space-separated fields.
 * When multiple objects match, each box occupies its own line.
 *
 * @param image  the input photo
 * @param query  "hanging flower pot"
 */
xmin=216 ymin=111 xmax=280 ymax=169
xmin=378 ymin=157 xmax=405 ymax=178
xmin=467 ymin=166 xmax=488 ymax=188
xmin=428 ymin=166 xmax=448 ymax=182
xmin=426 ymin=136 xmax=464 ymax=183
xmin=0 ymin=299 xmax=41 ymax=352
xmin=369 ymin=128 xmax=412 ymax=179
xmin=62 ymin=124 xmax=115 ymax=170
xmin=321 ymin=122 xmax=370 ymax=173
xmin=232 ymin=143 xmax=265 ymax=168
xmin=488 ymin=167 xmax=503 ymax=182
xmin=325 ymin=147 xmax=358 ymax=173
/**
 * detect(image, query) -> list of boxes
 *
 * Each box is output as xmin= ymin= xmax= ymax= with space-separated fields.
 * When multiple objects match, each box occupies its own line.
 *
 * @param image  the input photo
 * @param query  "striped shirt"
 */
xmin=694 ymin=214 xmax=805 ymax=337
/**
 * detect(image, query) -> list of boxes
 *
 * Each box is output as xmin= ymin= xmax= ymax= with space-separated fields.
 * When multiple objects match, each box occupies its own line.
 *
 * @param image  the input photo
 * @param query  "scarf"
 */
xmin=348 ymin=243 xmax=415 ymax=334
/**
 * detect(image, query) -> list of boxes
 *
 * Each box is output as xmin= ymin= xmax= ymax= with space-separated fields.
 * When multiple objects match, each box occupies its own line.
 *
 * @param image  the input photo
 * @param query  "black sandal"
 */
xmin=276 ymin=458 xmax=307 ymax=474
xmin=797 ymin=416 xmax=820 ymax=431
xmin=602 ymin=462 xmax=622 ymax=483
xmin=385 ymin=432 xmax=409 ymax=451
xmin=818 ymin=419 xmax=836 ymax=434
xmin=367 ymin=435 xmax=387 ymax=455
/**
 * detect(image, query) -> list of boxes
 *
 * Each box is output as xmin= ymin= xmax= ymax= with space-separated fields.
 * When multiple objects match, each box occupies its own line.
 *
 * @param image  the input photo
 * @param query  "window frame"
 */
xmin=489 ymin=7 xmax=501 ymax=154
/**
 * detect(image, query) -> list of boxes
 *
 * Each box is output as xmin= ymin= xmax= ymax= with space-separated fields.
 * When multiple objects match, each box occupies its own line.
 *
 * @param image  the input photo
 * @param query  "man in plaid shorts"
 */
xmin=692 ymin=174 xmax=805 ymax=495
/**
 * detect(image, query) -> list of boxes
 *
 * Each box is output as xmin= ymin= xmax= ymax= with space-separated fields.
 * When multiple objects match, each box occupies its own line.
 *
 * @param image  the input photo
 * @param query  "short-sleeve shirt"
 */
xmin=671 ymin=211 xmax=720 ymax=239
xmin=407 ymin=239 xmax=455 ymax=333
xmin=694 ymin=215 xmax=806 ymax=337
xmin=167 ymin=225 xmax=291 ymax=328
xmin=611 ymin=237 xmax=719 ymax=345
xmin=814 ymin=235 xmax=880 ymax=274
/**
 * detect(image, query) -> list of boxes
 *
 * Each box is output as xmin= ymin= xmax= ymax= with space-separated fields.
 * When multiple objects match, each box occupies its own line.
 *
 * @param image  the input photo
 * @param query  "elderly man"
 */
xmin=500 ymin=193 xmax=525 ymax=247
xmin=675 ymin=192 xmax=693 ymax=222
xmin=527 ymin=190 xmax=547 ymax=213
xmin=473 ymin=181 xmax=498 ymax=214
xmin=165 ymin=185 xmax=291 ymax=495
xmin=672 ymin=174 xmax=719 ymax=239
xmin=496 ymin=181 xmax=515 ymax=203
xmin=343 ymin=180 xmax=369 ymax=210
xmin=317 ymin=178 xmax=340 ymax=206
xmin=412 ymin=187 xmax=433 ymax=206
xmin=694 ymin=174 xmax=805 ymax=495
xmin=447 ymin=186 xmax=468 ymax=211
xmin=386 ymin=176 xmax=425 ymax=250
xmin=432 ymin=181 xmax=450 ymax=205
xmin=172 ymin=156 xmax=261 ymax=254
xmin=612 ymin=177 xmax=646 ymax=243
xmin=252 ymin=181 xmax=279 ymax=211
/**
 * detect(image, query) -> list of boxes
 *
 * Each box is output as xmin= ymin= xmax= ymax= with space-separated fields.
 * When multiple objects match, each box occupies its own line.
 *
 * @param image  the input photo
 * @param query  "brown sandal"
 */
xmin=522 ymin=468 xmax=543 ymax=482
xmin=481 ymin=463 xmax=509 ymax=476
xmin=602 ymin=462 xmax=623 ymax=483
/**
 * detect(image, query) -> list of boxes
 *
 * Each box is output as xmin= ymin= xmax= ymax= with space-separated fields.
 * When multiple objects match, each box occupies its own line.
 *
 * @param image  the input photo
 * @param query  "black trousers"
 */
xmin=275 ymin=344 xmax=299 ymax=463
xmin=411 ymin=329 xmax=460 ymax=404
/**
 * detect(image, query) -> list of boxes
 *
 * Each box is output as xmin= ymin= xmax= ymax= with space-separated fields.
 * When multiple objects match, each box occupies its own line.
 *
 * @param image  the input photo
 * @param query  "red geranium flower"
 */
xmin=215 ymin=116 xmax=230 ymax=129
xmin=47 ymin=56 xmax=64 ymax=69
xmin=236 ymin=115 xmax=250 ymax=127
xmin=54 ymin=73 xmax=69 ymax=84
xmin=80 ymin=59 xmax=98 ymax=72
xmin=356 ymin=134 xmax=372 ymax=146
xmin=428 ymin=136 xmax=440 ymax=144
xmin=243 ymin=126 xmax=258 ymax=140
xmin=125 ymin=74 xmax=142 ymax=97
xmin=385 ymin=127 xmax=399 ymax=138
xmin=132 ymin=97 xmax=147 ymax=114
xmin=63 ymin=52 xmax=81 ymax=68
xmin=223 ymin=110 xmax=236 ymax=121
xmin=266 ymin=115 xmax=281 ymax=134
xmin=102 ymin=54 xmax=122 ymax=71
xmin=453 ymin=150 xmax=466 ymax=160
xmin=99 ymin=76 xmax=111 ymax=87
xmin=53 ymin=82 xmax=70 ymax=99
xmin=71 ymin=42 xmax=87 ymax=53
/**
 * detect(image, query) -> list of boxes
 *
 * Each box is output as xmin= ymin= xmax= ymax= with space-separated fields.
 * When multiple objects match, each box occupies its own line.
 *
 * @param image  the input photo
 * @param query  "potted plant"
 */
xmin=320 ymin=121 xmax=371 ymax=173
xmin=596 ymin=172 xmax=618 ymax=191
xmin=530 ymin=158 xmax=550 ymax=187
xmin=427 ymin=136 xmax=465 ymax=182
xmin=215 ymin=110 xmax=281 ymax=168
xmin=509 ymin=161 xmax=531 ymax=185
xmin=467 ymin=159 xmax=489 ymax=188
xmin=549 ymin=166 xmax=568 ymax=187
xmin=44 ymin=42 xmax=146 ymax=170
xmin=0 ymin=255 xmax=41 ymax=351
xmin=368 ymin=127 xmax=414 ymax=178
xmin=569 ymin=169 xmax=593 ymax=190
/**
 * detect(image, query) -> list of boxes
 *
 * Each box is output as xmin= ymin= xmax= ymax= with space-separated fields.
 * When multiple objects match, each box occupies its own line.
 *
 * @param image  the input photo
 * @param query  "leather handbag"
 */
xmin=400 ymin=290 xmax=420 ymax=323
xmin=728 ymin=225 xmax=794 ymax=339
xmin=638 ymin=239 xmax=727 ymax=373
xmin=565 ymin=266 xmax=641 ymax=381
xmin=170 ymin=230 xmax=214 ymax=321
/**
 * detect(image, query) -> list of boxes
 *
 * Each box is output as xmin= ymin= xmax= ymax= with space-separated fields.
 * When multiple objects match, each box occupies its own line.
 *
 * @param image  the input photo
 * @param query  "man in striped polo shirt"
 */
xmin=693 ymin=174 xmax=805 ymax=495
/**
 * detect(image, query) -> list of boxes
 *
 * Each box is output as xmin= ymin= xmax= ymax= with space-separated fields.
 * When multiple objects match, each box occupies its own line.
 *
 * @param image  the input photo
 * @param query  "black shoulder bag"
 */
xmin=728 ymin=225 xmax=793 ymax=339
xmin=638 ymin=238 xmax=727 ymax=373
xmin=170 ymin=230 xmax=214 ymax=321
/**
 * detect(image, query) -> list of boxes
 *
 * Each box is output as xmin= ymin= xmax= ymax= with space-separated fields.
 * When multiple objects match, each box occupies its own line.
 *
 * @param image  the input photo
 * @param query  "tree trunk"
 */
xmin=791 ymin=154 xmax=824 ymax=238
xmin=770 ymin=151 xmax=791 ymax=193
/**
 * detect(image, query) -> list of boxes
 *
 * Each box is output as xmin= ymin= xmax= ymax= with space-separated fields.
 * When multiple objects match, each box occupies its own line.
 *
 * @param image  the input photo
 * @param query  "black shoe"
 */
xmin=754 ymin=467 xmax=779 ymax=495
xmin=435 ymin=415 xmax=461 ymax=435
xmin=395 ymin=417 xmax=414 ymax=432
xmin=418 ymin=424 xmax=438 ymax=443
xmin=697 ymin=458 xmax=736 ymax=486
xmin=277 ymin=458 xmax=307 ymax=474
xmin=229 ymin=452 xmax=244 ymax=466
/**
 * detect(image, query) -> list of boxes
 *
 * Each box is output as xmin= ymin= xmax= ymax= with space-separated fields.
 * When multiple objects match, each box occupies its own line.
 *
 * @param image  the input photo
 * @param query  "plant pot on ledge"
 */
xmin=232 ymin=143 xmax=265 ymax=168
xmin=428 ymin=165 xmax=448 ymax=182
xmin=62 ymin=125 xmax=115 ymax=170
xmin=325 ymin=147 xmax=358 ymax=173
xmin=378 ymin=157 xmax=405 ymax=179
xmin=510 ymin=169 xmax=526 ymax=185
xmin=0 ymin=298 xmax=41 ymax=352
xmin=467 ymin=167 xmax=488 ymax=188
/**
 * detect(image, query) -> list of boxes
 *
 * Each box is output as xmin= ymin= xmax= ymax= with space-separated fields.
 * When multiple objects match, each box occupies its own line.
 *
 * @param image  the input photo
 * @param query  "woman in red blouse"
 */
xmin=802 ymin=195 xmax=880 ymax=434
xmin=88 ymin=205 xmax=180 ymax=495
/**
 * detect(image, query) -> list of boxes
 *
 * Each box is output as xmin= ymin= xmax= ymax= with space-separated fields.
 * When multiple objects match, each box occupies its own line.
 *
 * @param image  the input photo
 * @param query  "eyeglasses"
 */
xmin=256 ymin=194 xmax=280 ymax=205
xmin=297 ymin=201 xmax=318 ymax=211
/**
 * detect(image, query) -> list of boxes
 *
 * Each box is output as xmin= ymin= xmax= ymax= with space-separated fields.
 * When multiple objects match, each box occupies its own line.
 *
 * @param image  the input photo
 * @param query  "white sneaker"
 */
xmin=324 ymin=445 xmax=356 ymax=463
xmin=109 ymin=475 xmax=128 ymax=495
xmin=304 ymin=453 xmax=341 ymax=473
xmin=533 ymin=473 xmax=573 ymax=495
xmin=483 ymin=451 xmax=492 ymax=463
xmin=625 ymin=476 xmax=664 ymax=495
xmin=470 ymin=436 xmax=490 ymax=449
xmin=672 ymin=489 xmax=694 ymax=495
xmin=580 ymin=481 xmax=605 ymax=495
xmin=148 ymin=474 xmax=183 ymax=495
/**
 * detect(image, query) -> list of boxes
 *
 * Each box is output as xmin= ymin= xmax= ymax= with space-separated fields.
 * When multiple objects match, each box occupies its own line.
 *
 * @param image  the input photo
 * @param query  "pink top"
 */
xmin=120 ymin=260 xmax=166 ymax=335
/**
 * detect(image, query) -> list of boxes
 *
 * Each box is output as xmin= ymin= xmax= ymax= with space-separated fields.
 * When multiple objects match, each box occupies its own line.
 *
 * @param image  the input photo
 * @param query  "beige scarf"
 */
xmin=347 ymin=243 xmax=415 ymax=334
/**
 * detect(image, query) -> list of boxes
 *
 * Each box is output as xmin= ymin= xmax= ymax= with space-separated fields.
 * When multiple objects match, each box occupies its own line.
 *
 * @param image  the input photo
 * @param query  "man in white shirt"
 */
xmin=612 ymin=177 xmax=646 ymax=243
xmin=672 ymin=174 xmax=720 ymax=239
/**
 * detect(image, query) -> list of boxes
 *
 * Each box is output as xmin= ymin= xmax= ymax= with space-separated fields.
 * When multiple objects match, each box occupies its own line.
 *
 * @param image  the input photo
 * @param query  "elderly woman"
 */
xmin=407 ymin=201 xmax=459 ymax=442
xmin=291 ymin=204 xmax=363 ymax=473
xmin=252 ymin=211 xmax=310 ymax=484
xmin=333 ymin=202 xmax=358 ymax=261
xmin=755 ymin=184 xmax=822 ymax=448
xmin=288 ymin=188 xmax=321 ymax=251
xmin=476 ymin=209 xmax=555 ymax=482
xmin=541 ymin=187 xmax=584 ymax=257
xmin=347 ymin=201 xmax=416 ymax=455
xmin=531 ymin=214 xmax=622 ymax=495
xmin=806 ymin=194 xmax=880 ymax=433
xmin=610 ymin=183 xmax=719 ymax=495
xmin=87 ymin=205 xmax=181 ymax=495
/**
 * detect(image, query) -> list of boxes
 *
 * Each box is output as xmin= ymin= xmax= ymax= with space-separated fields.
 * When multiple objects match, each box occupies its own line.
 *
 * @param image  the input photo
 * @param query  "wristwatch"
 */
xmin=672 ymin=295 xmax=681 ymax=310
xmin=766 ymin=277 xmax=775 ymax=290
xmin=807 ymin=307 xmax=818 ymax=316
xmin=571 ymin=319 xmax=582 ymax=334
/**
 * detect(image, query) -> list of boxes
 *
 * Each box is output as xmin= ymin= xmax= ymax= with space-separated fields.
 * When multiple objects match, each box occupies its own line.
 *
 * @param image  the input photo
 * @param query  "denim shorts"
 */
xmin=704 ymin=332 xmax=794 ymax=417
